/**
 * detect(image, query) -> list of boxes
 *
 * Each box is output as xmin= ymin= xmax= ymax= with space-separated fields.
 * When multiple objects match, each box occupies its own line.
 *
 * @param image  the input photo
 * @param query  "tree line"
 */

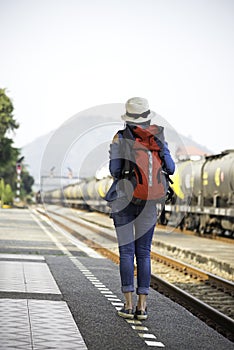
xmin=0 ymin=88 xmax=34 ymax=206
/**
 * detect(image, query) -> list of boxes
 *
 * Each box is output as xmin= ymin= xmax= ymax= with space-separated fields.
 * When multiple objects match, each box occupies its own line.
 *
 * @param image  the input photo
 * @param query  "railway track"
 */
xmin=35 ymin=206 xmax=234 ymax=341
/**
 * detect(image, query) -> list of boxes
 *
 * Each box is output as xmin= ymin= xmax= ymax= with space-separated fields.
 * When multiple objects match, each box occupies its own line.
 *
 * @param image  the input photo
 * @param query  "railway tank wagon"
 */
xmin=202 ymin=151 xmax=234 ymax=207
xmin=168 ymin=150 xmax=234 ymax=236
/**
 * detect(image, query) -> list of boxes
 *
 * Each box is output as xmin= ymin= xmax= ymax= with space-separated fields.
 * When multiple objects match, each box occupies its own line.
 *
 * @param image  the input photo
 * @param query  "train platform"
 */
xmin=0 ymin=208 xmax=233 ymax=350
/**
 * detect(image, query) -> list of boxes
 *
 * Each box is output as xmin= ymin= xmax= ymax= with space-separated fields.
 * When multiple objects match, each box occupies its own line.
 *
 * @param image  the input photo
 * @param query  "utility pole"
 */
xmin=15 ymin=156 xmax=24 ymax=202
xmin=15 ymin=163 xmax=21 ymax=202
xmin=0 ymin=177 xmax=3 ymax=208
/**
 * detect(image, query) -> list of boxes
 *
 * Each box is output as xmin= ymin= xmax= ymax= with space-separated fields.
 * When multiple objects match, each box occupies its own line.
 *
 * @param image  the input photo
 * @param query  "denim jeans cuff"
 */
xmin=136 ymin=287 xmax=149 ymax=295
xmin=121 ymin=285 xmax=134 ymax=293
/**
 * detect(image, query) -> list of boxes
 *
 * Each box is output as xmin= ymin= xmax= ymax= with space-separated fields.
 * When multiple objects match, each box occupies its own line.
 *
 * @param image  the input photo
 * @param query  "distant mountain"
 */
xmin=20 ymin=105 xmax=213 ymax=191
xmin=22 ymin=131 xmax=54 ymax=190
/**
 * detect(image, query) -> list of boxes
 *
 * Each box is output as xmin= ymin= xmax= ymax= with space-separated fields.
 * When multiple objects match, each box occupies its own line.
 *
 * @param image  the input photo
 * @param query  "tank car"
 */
xmin=167 ymin=150 xmax=234 ymax=236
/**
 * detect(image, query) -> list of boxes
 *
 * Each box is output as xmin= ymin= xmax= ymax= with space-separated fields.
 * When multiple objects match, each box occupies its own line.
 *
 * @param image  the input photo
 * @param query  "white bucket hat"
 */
xmin=121 ymin=97 xmax=156 ymax=123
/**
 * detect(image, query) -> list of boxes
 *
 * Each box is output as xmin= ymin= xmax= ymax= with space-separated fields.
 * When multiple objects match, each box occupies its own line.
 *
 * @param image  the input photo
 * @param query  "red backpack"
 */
xmin=119 ymin=124 xmax=168 ymax=204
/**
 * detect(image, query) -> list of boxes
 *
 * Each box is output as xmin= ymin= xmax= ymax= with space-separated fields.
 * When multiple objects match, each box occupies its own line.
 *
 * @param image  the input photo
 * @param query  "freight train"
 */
xmin=41 ymin=149 xmax=234 ymax=237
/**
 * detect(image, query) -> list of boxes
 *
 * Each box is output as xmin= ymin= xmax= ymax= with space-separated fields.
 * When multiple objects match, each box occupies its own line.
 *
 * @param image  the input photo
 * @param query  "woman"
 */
xmin=106 ymin=97 xmax=175 ymax=320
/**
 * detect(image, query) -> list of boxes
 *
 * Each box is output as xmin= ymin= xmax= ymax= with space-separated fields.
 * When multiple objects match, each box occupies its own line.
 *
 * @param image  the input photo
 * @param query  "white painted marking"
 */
xmin=126 ymin=320 xmax=142 ymax=325
xmin=132 ymin=326 xmax=148 ymax=331
xmin=145 ymin=341 xmax=165 ymax=347
xmin=32 ymin=209 xmax=103 ymax=258
xmin=97 ymin=287 xmax=109 ymax=291
xmin=138 ymin=334 xmax=156 ymax=339
xmin=30 ymin=212 xmax=72 ymax=256
xmin=111 ymin=302 xmax=124 ymax=306
xmin=0 ymin=254 xmax=45 ymax=261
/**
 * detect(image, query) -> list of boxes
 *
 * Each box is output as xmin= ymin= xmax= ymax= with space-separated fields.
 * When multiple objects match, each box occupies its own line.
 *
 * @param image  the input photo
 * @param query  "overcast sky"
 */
xmin=1 ymin=0 xmax=233 ymax=154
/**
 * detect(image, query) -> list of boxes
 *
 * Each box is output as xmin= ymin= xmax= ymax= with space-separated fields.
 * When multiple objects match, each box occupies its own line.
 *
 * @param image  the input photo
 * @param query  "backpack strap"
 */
xmin=153 ymin=131 xmax=174 ymax=185
xmin=118 ymin=126 xmax=143 ymax=184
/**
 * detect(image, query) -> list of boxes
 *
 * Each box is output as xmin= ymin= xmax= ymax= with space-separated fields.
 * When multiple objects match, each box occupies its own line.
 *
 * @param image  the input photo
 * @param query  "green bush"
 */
xmin=4 ymin=184 xmax=13 ymax=205
xmin=0 ymin=179 xmax=14 ymax=206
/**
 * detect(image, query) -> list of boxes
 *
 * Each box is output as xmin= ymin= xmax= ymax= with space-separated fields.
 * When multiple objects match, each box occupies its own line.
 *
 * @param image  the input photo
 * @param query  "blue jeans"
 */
xmin=112 ymin=198 xmax=157 ymax=295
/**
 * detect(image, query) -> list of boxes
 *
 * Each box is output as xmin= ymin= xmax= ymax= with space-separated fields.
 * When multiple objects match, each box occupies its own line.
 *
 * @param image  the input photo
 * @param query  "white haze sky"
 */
xmin=0 ymin=0 xmax=233 ymax=153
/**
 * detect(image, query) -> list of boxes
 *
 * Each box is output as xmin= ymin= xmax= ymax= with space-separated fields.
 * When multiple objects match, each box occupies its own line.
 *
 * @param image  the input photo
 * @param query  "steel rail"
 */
xmin=150 ymin=251 xmax=234 ymax=294
xmin=150 ymin=274 xmax=234 ymax=341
